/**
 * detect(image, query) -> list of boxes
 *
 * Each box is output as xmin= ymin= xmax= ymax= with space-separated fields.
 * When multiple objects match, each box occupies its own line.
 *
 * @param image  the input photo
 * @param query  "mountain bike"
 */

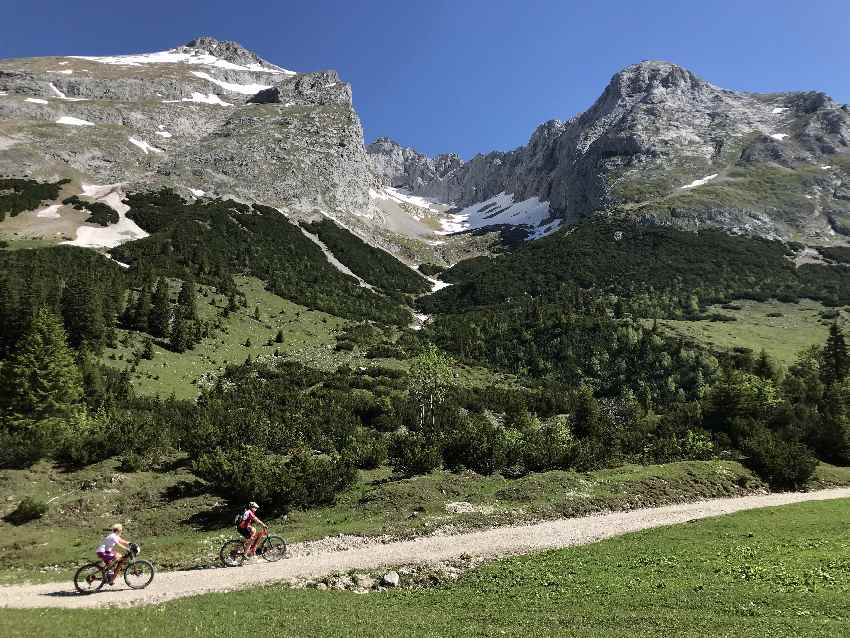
xmin=74 ymin=543 xmax=155 ymax=594
xmin=219 ymin=528 xmax=287 ymax=567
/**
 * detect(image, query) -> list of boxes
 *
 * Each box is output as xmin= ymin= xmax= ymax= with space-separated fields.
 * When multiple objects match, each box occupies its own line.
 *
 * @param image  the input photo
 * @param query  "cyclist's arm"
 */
xmin=255 ymin=517 xmax=267 ymax=528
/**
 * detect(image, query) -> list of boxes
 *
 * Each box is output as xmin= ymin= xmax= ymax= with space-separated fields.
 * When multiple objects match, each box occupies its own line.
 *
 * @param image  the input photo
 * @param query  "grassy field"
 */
xmin=101 ymin=275 xmax=507 ymax=399
xmin=6 ymin=458 xmax=845 ymax=586
xmin=4 ymin=498 xmax=850 ymax=636
xmin=655 ymin=299 xmax=848 ymax=365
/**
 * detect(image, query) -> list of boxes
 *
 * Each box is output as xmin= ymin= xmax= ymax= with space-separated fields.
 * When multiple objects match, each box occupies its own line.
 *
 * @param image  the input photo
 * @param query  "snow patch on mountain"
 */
xmin=56 ymin=116 xmax=94 ymax=126
xmin=129 ymin=137 xmax=164 ymax=154
xmin=25 ymin=98 xmax=48 ymax=104
xmin=64 ymin=188 xmax=148 ymax=248
xmin=69 ymin=48 xmax=295 ymax=74
xmin=163 ymin=92 xmax=232 ymax=106
xmin=435 ymin=193 xmax=556 ymax=238
xmin=190 ymin=71 xmax=270 ymax=95
xmin=35 ymin=204 xmax=62 ymax=218
xmin=370 ymin=186 xmax=443 ymax=212
xmin=155 ymin=131 xmax=172 ymax=138
xmin=770 ymin=133 xmax=789 ymax=141
xmin=771 ymin=107 xmax=788 ymax=114
xmin=680 ymin=174 xmax=718 ymax=189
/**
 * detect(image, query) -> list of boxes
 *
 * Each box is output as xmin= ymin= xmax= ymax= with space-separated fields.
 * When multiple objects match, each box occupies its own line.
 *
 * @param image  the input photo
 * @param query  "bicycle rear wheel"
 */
xmin=220 ymin=539 xmax=246 ymax=567
xmin=124 ymin=560 xmax=155 ymax=589
xmin=259 ymin=535 xmax=287 ymax=562
xmin=74 ymin=562 xmax=106 ymax=594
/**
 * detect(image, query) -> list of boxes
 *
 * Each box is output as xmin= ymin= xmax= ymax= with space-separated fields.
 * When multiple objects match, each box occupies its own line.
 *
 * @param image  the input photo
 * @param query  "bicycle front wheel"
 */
xmin=124 ymin=560 xmax=155 ymax=589
xmin=259 ymin=535 xmax=287 ymax=562
xmin=220 ymin=540 xmax=246 ymax=567
xmin=74 ymin=562 xmax=106 ymax=594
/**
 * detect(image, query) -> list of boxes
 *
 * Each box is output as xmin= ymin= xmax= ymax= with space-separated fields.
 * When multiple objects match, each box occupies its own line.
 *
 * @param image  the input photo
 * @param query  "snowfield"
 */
xmin=35 ymin=204 xmax=61 ymax=218
xmin=186 ymin=187 xmax=205 ymax=197
xmin=64 ymin=187 xmax=148 ymax=249
xmin=770 ymin=133 xmax=789 ymax=141
xmin=680 ymin=173 xmax=718 ymax=189
xmin=69 ymin=48 xmax=296 ymax=74
xmin=370 ymin=187 xmax=443 ymax=213
xmin=128 ymin=137 xmax=164 ymax=154
xmin=163 ymin=92 xmax=232 ymax=106
xmin=55 ymin=116 xmax=94 ymax=126
xmin=25 ymin=98 xmax=48 ymax=104
xmin=771 ymin=107 xmax=788 ymax=114
xmin=435 ymin=192 xmax=559 ymax=239
xmin=155 ymin=131 xmax=173 ymax=138
xmin=190 ymin=71 xmax=270 ymax=95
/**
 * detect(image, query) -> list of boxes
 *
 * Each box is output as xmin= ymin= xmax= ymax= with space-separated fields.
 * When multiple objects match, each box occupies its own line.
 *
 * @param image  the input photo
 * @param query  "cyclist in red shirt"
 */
xmin=236 ymin=501 xmax=268 ymax=556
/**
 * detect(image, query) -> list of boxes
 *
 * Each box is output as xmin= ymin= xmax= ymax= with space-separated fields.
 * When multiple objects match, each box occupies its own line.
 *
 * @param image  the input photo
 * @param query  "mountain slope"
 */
xmin=369 ymin=61 xmax=850 ymax=243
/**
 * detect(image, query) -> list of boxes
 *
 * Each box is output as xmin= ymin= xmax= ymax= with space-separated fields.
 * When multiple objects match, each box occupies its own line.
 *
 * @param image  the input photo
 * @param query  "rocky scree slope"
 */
xmin=0 ymin=37 xmax=374 ymax=218
xmin=368 ymin=61 xmax=850 ymax=242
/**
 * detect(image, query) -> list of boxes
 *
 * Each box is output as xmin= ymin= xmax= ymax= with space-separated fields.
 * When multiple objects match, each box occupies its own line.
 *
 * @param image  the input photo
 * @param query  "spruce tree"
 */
xmin=61 ymin=276 xmax=105 ymax=351
xmin=178 ymin=279 xmax=198 ymax=321
xmin=254 ymin=305 xmax=261 ymax=321
xmin=131 ymin=280 xmax=153 ymax=333
xmin=822 ymin=322 xmax=850 ymax=386
xmin=169 ymin=312 xmax=188 ymax=353
xmin=274 ymin=329 xmax=284 ymax=344
xmin=149 ymin=277 xmax=172 ymax=338
xmin=0 ymin=307 xmax=83 ymax=418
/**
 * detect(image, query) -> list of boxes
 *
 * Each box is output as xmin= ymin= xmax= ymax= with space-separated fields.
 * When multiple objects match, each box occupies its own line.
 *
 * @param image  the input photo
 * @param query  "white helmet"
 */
xmin=249 ymin=501 xmax=259 ymax=509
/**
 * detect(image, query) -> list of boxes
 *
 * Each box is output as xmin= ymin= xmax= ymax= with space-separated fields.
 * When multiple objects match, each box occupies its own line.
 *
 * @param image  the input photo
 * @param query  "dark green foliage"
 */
xmin=418 ymin=263 xmax=446 ymax=277
xmin=304 ymin=219 xmax=431 ymax=295
xmin=274 ymin=329 xmax=284 ymax=344
xmin=820 ymin=246 xmax=850 ymax=264
xmin=387 ymin=431 xmax=442 ymax=476
xmin=112 ymin=192 xmax=411 ymax=325
xmin=149 ymin=277 xmax=171 ymax=338
xmin=62 ymin=195 xmax=119 ymax=226
xmin=0 ymin=246 xmax=125 ymax=357
xmin=0 ymin=307 xmax=83 ymax=419
xmin=0 ymin=178 xmax=69 ymax=221
xmin=141 ymin=338 xmax=154 ymax=360
xmin=420 ymin=219 xmax=850 ymax=315
xmin=821 ymin=322 xmax=850 ymax=386
xmin=740 ymin=427 xmax=817 ymax=490
xmin=177 ymin=279 xmax=198 ymax=321
xmin=169 ymin=313 xmax=189 ymax=353
xmin=345 ymin=427 xmax=388 ymax=469
xmin=192 ymin=445 xmax=356 ymax=510
xmin=4 ymin=496 xmax=48 ymax=525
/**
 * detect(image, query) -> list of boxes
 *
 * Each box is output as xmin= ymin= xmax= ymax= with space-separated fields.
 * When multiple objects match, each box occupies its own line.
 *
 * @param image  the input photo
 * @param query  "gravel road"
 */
xmin=3 ymin=487 xmax=849 ymax=609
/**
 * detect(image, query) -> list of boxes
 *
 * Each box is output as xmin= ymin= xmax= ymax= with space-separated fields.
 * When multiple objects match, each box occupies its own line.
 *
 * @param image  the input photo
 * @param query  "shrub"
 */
xmin=193 ymin=444 xmax=356 ymax=510
xmin=387 ymin=431 xmax=441 ymax=477
xmin=521 ymin=414 xmax=574 ymax=472
xmin=5 ymin=497 xmax=48 ymax=525
xmin=442 ymin=413 xmax=520 ymax=475
xmin=345 ymin=427 xmax=388 ymax=469
xmin=741 ymin=428 xmax=817 ymax=490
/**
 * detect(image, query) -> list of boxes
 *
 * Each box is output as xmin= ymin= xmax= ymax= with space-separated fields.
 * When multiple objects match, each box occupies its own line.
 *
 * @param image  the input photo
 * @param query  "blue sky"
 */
xmin=3 ymin=1 xmax=848 ymax=158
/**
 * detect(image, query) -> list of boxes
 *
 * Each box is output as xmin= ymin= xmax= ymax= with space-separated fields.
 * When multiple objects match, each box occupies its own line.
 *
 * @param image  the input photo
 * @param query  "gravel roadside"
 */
xmin=3 ymin=487 xmax=849 ymax=609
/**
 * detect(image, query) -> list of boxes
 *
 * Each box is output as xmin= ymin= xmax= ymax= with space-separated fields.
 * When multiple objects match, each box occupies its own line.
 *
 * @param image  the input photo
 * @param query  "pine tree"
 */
xmin=274 ymin=329 xmax=284 ymax=344
xmin=178 ymin=279 xmax=198 ymax=321
xmin=0 ymin=307 xmax=83 ymax=418
xmin=149 ymin=277 xmax=172 ymax=338
xmin=141 ymin=338 xmax=155 ymax=360
xmin=169 ymin=312 xmax=188 ymax=353
xmin=254 ymin=305 xmax=261 ymax=321
xmin=61 ymin=276 xmax=106 ymax=352
xmin=131 ymin=279 xmax=153 ymax=333
xmin=822 ymin=322 xmax=850 ymax=386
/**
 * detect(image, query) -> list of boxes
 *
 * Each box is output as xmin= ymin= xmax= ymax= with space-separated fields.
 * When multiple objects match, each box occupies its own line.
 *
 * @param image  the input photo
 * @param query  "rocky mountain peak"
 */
xmin=182 ymin=36 xmax=281 ymax=71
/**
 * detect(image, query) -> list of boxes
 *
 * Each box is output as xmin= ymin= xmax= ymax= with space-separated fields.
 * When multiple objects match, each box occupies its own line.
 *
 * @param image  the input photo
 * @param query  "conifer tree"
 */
xmin=169 ymin=311 xmax=188 ymax=353
xmin=0 ymin=307 xmax=83 ymax=418
xmin=61 ymin=276 xmax=105 ymax=351
xmin=822 ymin=322 xmax=850 ymax=387
xmin=149 ymin=277 xmax=172 ymax=338
xmin=131 ymin=279 xmax=153 ymax=333
xmin=178 ymin=279 xmax=198 ymax=321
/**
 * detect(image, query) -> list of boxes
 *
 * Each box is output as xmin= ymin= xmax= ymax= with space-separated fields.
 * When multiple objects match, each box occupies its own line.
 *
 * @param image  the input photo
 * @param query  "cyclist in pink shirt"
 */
xmin=236 ymin=502 xmax=267 ymax=556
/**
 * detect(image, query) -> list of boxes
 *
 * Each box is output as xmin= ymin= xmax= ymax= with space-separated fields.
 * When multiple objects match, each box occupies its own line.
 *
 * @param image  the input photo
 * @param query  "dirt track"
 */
xmin=3 ymin=487 xmax=849 ymax=609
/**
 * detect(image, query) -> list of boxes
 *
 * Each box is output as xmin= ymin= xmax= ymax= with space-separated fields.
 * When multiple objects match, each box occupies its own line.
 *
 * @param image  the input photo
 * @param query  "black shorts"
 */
xmin=237 ymin=525 xmax=253 ymax=539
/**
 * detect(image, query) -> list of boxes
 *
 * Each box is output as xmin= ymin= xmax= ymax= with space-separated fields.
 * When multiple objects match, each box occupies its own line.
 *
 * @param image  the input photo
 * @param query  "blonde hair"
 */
xmin=112 ymin=523 xmax=123 ymax=533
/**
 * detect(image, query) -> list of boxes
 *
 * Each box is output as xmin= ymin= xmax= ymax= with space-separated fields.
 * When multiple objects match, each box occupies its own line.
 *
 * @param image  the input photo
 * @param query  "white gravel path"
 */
xmin=3 ymin=487 xmax=849 ymax=609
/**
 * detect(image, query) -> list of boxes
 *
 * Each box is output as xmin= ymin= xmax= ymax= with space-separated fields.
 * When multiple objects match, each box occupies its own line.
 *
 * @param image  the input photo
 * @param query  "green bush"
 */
xmin=741 ymin=428 xmax=817 ymax=490
xmin=345 ymin=427 xmax=388 ymax=469
xmin=442 ymin=413 xmax=519 ymax=475
xmin=387 ymin=431 xmax=441 ymax=477
xmin=521 ymin=414 xmax=575 ymax=472
xmin=193 ymin=444 xmax=356 ymax=510
xmin=5 ymin=496 xmax=48 ymax=525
